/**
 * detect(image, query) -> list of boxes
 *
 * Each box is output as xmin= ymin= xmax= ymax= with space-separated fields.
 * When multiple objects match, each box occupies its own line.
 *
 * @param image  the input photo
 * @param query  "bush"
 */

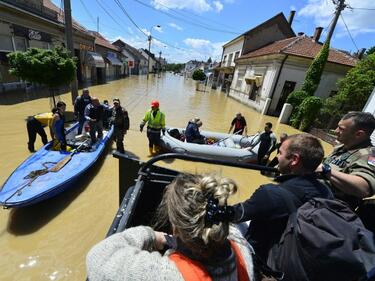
xmin=192 ymin=69 xmax=206 ymax=81
xmin=298 ymin=96 xmax=323 ymax=131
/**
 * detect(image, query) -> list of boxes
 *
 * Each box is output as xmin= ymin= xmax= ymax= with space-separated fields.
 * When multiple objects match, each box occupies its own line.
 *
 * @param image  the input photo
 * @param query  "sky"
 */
xmin=52 ymin=0 xmax=375 ymax=63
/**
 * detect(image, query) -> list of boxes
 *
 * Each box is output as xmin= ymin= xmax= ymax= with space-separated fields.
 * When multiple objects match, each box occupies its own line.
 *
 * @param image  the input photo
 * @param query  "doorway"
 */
xmin=275 ymin=81 xmax=296 ymax=114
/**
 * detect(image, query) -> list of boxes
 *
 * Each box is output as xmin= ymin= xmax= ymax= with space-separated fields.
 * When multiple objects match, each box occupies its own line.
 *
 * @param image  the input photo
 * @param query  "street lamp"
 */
xmin=147 ymin=24 xmax=161 ymax=80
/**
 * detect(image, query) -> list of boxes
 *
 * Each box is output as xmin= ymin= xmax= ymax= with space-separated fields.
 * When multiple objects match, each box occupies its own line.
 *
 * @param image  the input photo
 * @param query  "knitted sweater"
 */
xmin=86 ymin=225 xmax=254 ymax=281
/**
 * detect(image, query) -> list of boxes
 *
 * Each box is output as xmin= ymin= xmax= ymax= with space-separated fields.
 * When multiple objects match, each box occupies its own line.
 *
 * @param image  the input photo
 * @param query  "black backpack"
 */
xmin=267 ymin=189 xmax=375 ymax=281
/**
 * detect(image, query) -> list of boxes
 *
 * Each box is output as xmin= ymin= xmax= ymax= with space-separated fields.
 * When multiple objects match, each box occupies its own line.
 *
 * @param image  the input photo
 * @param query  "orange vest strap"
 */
xmin=169 ymin=241 xmax=250 ymax=281
xmin=169 ymin=252 xmax=211 ymax=281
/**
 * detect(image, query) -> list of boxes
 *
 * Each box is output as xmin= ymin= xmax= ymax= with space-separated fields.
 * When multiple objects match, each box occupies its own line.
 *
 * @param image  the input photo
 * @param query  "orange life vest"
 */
xmin=169 ymin=240 xmax=250 ymax=281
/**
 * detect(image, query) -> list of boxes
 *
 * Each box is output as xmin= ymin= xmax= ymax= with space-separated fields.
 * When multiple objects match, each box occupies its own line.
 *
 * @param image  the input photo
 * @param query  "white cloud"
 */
xmin=183 ymin=38 xmax=224 ymax=60
xmin=299 ymin=0 xmax=375 ymax=37
xmin=213 ymin=1 xmax=223 ymax=12
xmin=168 ymin=22 xmax=183 ymax=31
xmin=151 ymin=0 xmax=211 ymax=13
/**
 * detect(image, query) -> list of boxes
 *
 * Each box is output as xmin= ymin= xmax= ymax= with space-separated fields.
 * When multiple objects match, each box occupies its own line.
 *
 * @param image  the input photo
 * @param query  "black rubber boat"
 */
xmin=107 ymin=153 xmax=278 ymax=237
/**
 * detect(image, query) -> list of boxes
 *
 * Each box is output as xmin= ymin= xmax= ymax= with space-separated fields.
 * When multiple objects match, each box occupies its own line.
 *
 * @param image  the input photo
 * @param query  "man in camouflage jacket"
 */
xmin=111 ymin=99 xmax=129 ymax=154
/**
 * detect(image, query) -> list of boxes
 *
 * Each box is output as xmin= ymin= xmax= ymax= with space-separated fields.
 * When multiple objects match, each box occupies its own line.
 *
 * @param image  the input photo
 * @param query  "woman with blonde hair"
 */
xmin=86 ymin=173 xmax=254 ymax=281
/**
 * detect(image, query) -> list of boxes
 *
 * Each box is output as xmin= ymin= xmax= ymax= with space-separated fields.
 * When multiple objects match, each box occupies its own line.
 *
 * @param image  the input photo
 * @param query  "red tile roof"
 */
xmin=89 ymin=31 xmax=120 ymax=52
xmin=238 ymin=35 xmax=357 ymax=67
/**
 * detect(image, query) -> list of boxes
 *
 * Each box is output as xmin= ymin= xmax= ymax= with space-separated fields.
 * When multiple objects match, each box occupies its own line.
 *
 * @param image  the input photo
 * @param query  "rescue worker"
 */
xmin=52 ymin=101 xmax=68 ymax=151
xmin=316 ymin=112 xmax=375 ymax=232
xmin=26 ymin=111 xmax=54 ymax=152
xmin=140 ymin=100 xmax=165 ymax=156
xmin=111 ymin=99 xmax=129 ymax=154
xmin=74 ymin=88 xmax=92 ymax=135
xmin=228 ymin=112 xmax=247 ymax=136
xmin=84 ymin=97 xmax=104 ymax=144
xmin=244 ymin=122 xmax=277 ymax=165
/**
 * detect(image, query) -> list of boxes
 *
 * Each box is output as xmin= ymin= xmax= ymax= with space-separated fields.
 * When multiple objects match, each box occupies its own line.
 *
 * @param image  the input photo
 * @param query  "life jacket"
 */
xmin=143 ymin=109 xmax=165 ymax=130
xmin=169 ymin=240 xmax=250 ymax=281
xmin=34 ymin=112 xmax=54 ymax=127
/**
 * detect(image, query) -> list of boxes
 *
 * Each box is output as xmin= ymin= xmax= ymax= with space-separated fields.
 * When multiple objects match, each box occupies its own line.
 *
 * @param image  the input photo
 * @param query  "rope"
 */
xmin=3 ymin=162 xmax=56 ymax=205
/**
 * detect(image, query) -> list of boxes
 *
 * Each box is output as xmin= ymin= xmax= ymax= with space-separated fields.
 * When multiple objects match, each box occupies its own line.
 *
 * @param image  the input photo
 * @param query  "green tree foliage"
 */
xmin=8 ymin=47 xmax=76 ymax=88
xmin=297 ymin=96 xmax=323 ymax=131
xmin=286 ymin=90 xmax=309 ymax=126
xmin=322 ymin=53 xmax=375 ymax=118
xmin=165 ymin=63 xmax=184 ymax=73
xmin=192 ymin=69 xmax=206 ymax=81
xmin=366 ymin=46 xmax=375 ymax=56
xmin=301 ymin=41 xmax=330 ymax=96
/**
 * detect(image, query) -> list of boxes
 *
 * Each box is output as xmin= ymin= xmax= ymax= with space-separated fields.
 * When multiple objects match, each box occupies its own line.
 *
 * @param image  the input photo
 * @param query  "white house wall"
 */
xmin=222 ymin=38 xmax=244 ymax=67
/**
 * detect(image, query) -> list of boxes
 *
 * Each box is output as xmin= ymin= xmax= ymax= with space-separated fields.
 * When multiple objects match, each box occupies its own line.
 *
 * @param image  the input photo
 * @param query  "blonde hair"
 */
xmin=155 ymin=173 xmax=237 ymax=258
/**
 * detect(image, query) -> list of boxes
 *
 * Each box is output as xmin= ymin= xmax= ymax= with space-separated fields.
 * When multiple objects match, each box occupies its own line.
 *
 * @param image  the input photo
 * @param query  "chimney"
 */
xmin=358 ymin=48 xmax=366 ymax=59
xmin=297 ymin=32 xmax=304 ymax=36
xmin=313 ymin=27 xmax=323 ymax=42
xmin=288 ymin=10 xmax=296 ymax=26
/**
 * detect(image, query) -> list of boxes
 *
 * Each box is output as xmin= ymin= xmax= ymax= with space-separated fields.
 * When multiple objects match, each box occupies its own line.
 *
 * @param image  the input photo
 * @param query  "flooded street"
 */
xmin=0 ymin=74 xmax=333 ymax=280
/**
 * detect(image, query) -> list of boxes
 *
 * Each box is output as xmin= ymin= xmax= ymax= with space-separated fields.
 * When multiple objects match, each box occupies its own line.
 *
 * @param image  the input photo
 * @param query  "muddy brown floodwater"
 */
xmin=0 ymin=73 xmax=333 ymax=280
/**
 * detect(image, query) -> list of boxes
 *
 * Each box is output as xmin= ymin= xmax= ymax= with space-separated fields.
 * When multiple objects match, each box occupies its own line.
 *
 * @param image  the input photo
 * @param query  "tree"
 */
xmin=192 ymin=69 xmax=206 ymax=81
xmin=301 ymin=40 xmax=330 ymax=96
xmin=322 ymin=53 xmax=375 ymax=118
xmin=366 ymin=46 xmax=375 ymax=56
xmin=7 ymin=47 xmax=77 ymax=106
xmin=207 ymin=57 xmax=212 ymax=64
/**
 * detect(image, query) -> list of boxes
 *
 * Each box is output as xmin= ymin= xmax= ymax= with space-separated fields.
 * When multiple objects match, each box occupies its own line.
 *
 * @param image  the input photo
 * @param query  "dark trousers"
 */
xmin=27 ymin=117 xmax=48 ymax=151
xmin=77 ymin=115 xmax=86 ymax=135
xmin=114 ymin=128 xmax=125 ymax=153
xmin=147 ymin=127 xmax=161 ymax=148
xmin=89 ymin=120 xmax=103 ymax=143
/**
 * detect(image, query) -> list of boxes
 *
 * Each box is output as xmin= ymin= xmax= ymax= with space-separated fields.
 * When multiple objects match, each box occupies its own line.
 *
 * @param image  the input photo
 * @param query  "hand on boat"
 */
xmin=140 ymin=124 xmax=144 ymax=133
xmin=162 ymin=128 xmax=166 ymax=135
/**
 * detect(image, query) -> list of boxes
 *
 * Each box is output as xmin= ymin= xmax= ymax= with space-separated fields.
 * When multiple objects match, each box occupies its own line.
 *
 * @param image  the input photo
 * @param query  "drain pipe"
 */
xmin=267 ymin=54 xmax=288 ymax=114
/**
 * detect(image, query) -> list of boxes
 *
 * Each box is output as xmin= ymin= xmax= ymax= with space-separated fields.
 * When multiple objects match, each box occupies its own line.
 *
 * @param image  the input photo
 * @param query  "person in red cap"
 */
xmin=140 ymin=100 xmax=166 ymax=156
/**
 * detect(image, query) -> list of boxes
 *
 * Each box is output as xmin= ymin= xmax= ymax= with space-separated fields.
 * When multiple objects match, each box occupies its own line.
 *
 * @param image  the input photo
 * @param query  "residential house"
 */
xmin=88 ymin=31 xmax=124 ymax=83
xmin=229 ymin=30 xmax=357 ymax=116
xmin=139 ymin=48 xmax=158 ymax=74
xmin=214 ymin=12 xmax=295 ymax=92
xmin=184 ymin=60 xmax=205 ymax=78
xmin=112 ymin=39 xmax=148 ymax=75
xmin=363 ymin=86 xmax=375 ymax=145
xmin=0 ymin=0 xmax=97 ymax=92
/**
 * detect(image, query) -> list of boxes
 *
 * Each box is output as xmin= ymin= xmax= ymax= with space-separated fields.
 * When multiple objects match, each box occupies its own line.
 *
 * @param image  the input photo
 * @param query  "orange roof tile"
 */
xmin=89 ymin=31 xmax=120 ymax=52
xmin=238 ymin=36 xmax=357 ymax=67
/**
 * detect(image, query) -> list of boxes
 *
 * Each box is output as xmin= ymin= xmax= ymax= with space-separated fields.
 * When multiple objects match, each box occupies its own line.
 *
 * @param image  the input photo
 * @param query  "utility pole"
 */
xmin=147 ymin=35 xmax=151 ymax=80
xmin=325 ymin=0 xmax=346 ymax=43
xmin=64 ymin=0 xmax=78 ymax=104
xmin=97 ymin=17 xmax=99 ymax=33
xmin=158 ymin=51 xmax=161 ymax=78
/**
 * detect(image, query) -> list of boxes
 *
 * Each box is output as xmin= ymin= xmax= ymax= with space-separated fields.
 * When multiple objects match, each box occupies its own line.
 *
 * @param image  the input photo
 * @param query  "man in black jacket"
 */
xmin=111 ymin=99 xmax=129 ymax=153
xmin=232 ymin=134 xmax=333 ymax=262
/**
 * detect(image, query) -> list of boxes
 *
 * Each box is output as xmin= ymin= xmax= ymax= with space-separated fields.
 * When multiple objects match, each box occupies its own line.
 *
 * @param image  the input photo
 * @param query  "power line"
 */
xmin=95 ymin=0 xmax=134 ymax=37
xmin=133 ymin=0 xmax=243 ymax=33
xmin=340 ymin=14 xmax=359 ymax=51
xmin=113 ymin=0 xmax=148 ymax=37
xmin=112 ymin=0 xmax=190 ymax=51
xmin=131 ymin=0 xmax=241 ymax=35
xmin=78 ymin=0 xmax=97 ymax=26
xmin=350 ymin=7 xmax=375 ymax=11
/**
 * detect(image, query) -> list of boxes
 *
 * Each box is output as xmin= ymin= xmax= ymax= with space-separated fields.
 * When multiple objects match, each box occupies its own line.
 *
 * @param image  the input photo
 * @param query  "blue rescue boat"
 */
xmin=0 ymin=123 xmax=113 ymax=208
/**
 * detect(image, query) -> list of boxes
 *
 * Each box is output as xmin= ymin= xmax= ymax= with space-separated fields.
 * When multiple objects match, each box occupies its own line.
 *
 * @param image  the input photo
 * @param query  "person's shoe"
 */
xmin=28 ymin=145 xmax=35 ymax=153
xmin=148 ymin=147 xmax=155 ymax=157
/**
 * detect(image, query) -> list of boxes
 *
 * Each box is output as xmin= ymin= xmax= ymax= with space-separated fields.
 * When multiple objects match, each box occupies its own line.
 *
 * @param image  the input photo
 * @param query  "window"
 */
xmin=235 ymin=68 xmax=246 ymax=90
xmin=234 ymin=51 xmax=240 ymax=60
xmin=228 ymin=53 xmax=233 ymax=66
xmin=14 ymin=37 xmax=26 ymax=51
xmin=29 ymin=40 xmax=49 ymax=49
xmin=222 ymin=55 xmax=227 ymax=65
xmin=0 ymin=35 xmax=14 ymax=51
